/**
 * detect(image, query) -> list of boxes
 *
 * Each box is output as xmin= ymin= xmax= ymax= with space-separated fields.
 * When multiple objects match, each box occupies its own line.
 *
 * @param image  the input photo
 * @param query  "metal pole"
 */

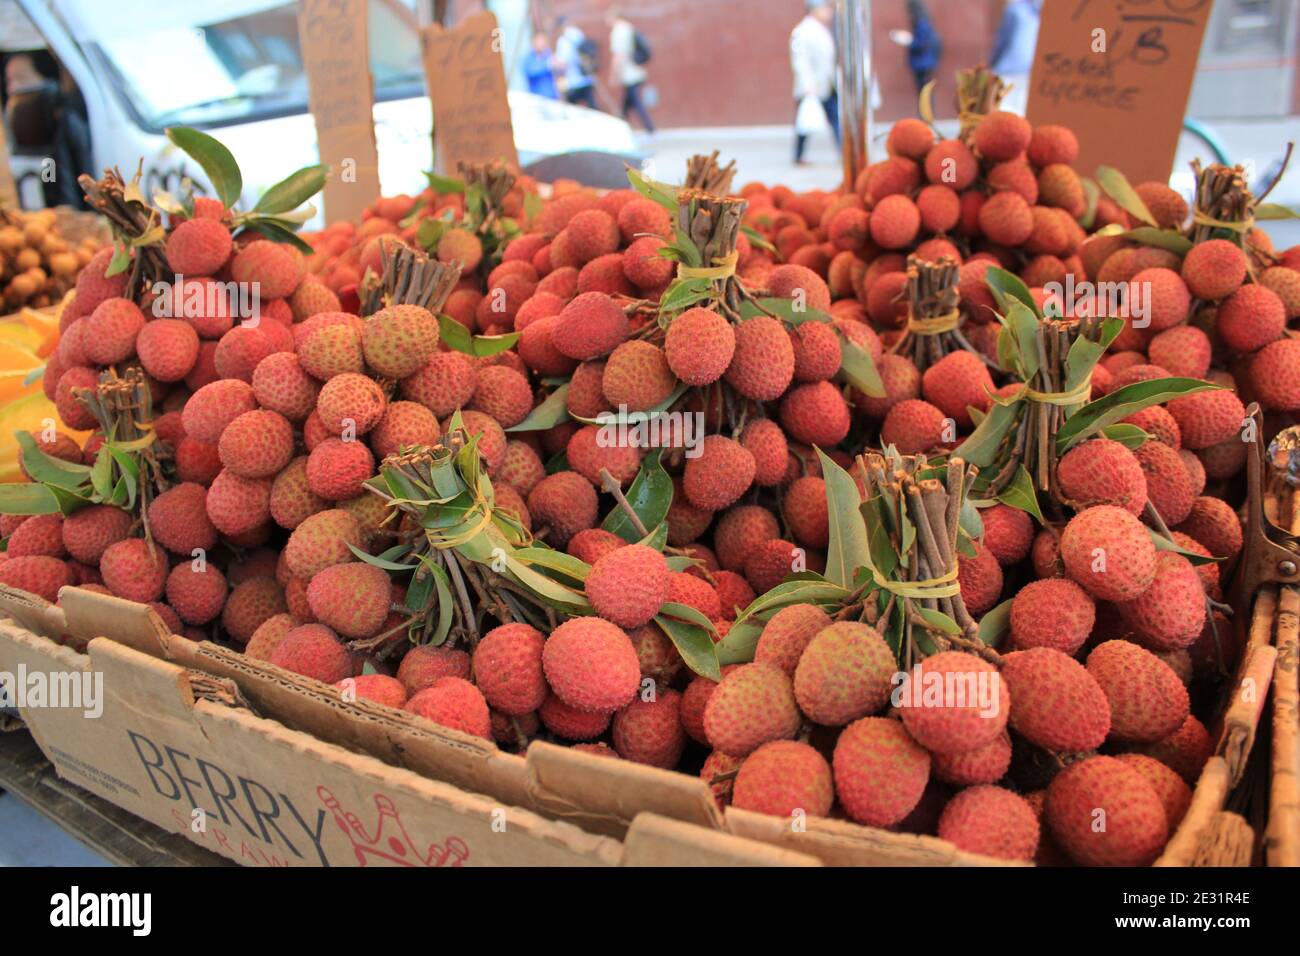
xmin=835 ymin=0 xmax=872 ymax=192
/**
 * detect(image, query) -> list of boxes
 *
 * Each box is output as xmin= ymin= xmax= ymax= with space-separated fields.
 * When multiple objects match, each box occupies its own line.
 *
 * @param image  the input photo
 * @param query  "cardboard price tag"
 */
xmin=297 ymin=0 xmax=381 ymax=224
xmin=421 ymin=10 xmax=519 ymax=174
xmin=1025 ymin=0 xmax=1212 ymax=185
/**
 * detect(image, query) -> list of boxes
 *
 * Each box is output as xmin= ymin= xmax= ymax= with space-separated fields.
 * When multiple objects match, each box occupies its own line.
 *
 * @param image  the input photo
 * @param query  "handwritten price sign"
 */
xmin=421 ymin=11 xmax=518 ymax=173
xmin=1026 ymin=0 xmax=1212 ymax=185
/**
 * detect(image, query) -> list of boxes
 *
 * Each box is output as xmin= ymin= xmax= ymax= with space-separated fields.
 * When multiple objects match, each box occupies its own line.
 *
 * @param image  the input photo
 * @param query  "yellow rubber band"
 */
xmin=871 ymin=563 xmax=961 ymax=600
xmin=677 ymin=250 xmax=739 ymax=281
xmin=1192 ymin=210 xmax=1255 ymax=235
xmin=1021 ymin=376 xmax=1093 ymax=406
xmin=907 ymin=307 xmax=960 ymax=335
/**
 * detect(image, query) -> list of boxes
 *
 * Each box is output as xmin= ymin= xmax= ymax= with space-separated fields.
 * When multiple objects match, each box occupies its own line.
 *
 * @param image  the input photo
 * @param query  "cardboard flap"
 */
xmin=0 ymin=584 xmax=65 ymax=640
xmin=165 ymin=639 xmax=533 ymax=810
xmin=525 ymin=741 xmax=723 ymax=838
xmin=622 ymin=813 xmax=821 ymax=867
xmin=723 ymin=806 xmax=1022 ymax=867
xmin=59 ymin=587 xmax=172 ymax=657
xmin=86 ymin=637 xmax=198 ymax=722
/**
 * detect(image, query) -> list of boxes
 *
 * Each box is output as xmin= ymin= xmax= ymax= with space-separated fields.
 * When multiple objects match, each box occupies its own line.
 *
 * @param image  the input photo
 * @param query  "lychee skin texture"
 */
xmin=938 ymin=785 xmax=1040 ymax=862
xmin=724 ymin=315 xmax=795 ymax=402
xmin=404 ymin=677 xmax=492 ymax=740
xmin=396 ymin=644 xmax=471 ymax=695
xmin=362 ymin=304 xmax=438 ymax=379
xmin=1060 ymin=505 xmax=1158 ymax=602
xmin=703 ymin=662 xmax=801 ymax=758
xmin=1118 ymin=552 xmax=1206 ymax=650
xmin=316 ymin=372 xmax=386 ymax=435
xmin=1251 ymin=338 xmax=1300 ymax=411
xmin=1116 ymin=753 xmax=1192 ymax=832
xmin=972 ymin=110 xmax=1032 ymax=161
xmin=1086 ymin=640 xmax=1189 ymax=743
xmin=832 ymin=716 xmax=931 ymax=828
xmin=931 ymin=730 xmax=1012 ymax=787
xmin=306 ymin=438 xmax=375 ymax=501
xmin=1180 ymin=238 xmax=1247 ymax=301
xmin=881 ymin=399 xmax=949 ymax=455
xmin=217 ymin=409 xmax=295 ymax=479
xmin=166 ymin=217 xmax=232 ymax=275
xmin=551 ymin=292 xmax=629 ymax=360
xmin=754 ymin=604 xmax=832 ymax=676
xmin=283 ymin=509 xmax=362 ymax=579
xmin=980 ymin=503 xmax=1034 ymax=567
xmin=779 ymin=381 xmax=851 ymax=447
xmin=792 ymin=621 xmax=895 ymax=726
xmin=222 ymin=577 xmax=288 ymax=644
xmin=100 ymin=538 xmax=168 ymax=603
xmin=149 ymin=482 xmax=219 ymax=556
xmin=472 ymin=623 xmax=547 ymax=716
xmin=732 ymin=740 xmax=834 ymax=819
xmin=165 ymin=563 xmax=228 ymax=625
xmin=585 ymin=544 xmax=669 ymax=629
xmin=683 ymin=435 xmax=756 ymax=511
xmin=306 ymin=562 xmax=391 ymax=639
xmin=205 ymin=470 xmax=272 ymax=537
xmin=612 ymin=689 xmax=686 ymax=769
xmin=1045 ymin=755 xmax=1168 ymax=866
xmin=921 ymin=350 xmax=993 ymax=428
xmin=136 ymin=319 xmax=200 ymax=382
xmin=335 ymin=674 xmax=408 ymax=709
xmin=0 ymin=556 xmax=74 ymax=603
xmin=84 ymin=298 xmax=146 ymax=364
xmin=542 ymin=617 xmax=641 ymax=714
xmin=182 ymin=379 xmax=258 ymax=444
xmin=1010 ymin=578 xmax=1096 ymax=655
xmin=1217 ymin=283 xmax=1286 ymax=353
xmin=1166 ymin=388 xmax=1245 ymax=451
xmin=269 ymin=624 xmax=354 ymax=684
xmin=539 ymin=694 xmax=611 ymax=741
xmin=61 ymin=505 xmax=132 ymax=565
xmin=527 ymin=471 xmax=597 ymax=547
xmin=231 ymin=240 xmax=300 ymax=300
xmin=896 ymin=651 xmax=1009 ymax=755
xmin=1000 ymin=647 xmax=1111 ymax=753
xmin=1057 ymin=439 xmax=1148 ymax=516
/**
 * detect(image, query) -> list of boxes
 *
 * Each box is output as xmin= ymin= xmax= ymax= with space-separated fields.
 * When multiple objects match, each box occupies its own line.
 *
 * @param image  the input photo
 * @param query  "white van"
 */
xmin=4 ymin=0 xmax=641 ymax=216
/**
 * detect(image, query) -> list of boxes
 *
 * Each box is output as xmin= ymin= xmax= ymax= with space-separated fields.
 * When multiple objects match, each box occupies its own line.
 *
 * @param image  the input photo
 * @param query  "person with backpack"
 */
xmin=790 ymin=0 xmax=839 ymax=165
xmin=555 ymin=19 xmax=598 ymax=110
xmin=607 ymin=7 xmax=655 ymax=134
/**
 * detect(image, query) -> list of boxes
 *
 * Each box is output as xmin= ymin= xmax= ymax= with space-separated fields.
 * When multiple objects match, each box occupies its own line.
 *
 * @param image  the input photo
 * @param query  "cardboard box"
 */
xmin=0 ymin=587 xmax=816 ymax=867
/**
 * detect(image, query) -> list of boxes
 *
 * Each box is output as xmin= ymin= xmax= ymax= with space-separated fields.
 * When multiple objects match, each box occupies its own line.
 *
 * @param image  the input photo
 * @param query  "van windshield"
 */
xmin=50 ymin=0 xmax=423 ymax=131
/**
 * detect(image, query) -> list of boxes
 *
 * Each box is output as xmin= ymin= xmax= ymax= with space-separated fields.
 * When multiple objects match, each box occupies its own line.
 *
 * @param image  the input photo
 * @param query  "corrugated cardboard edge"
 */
xmin=723 ymin=807 xmax=1024 ymax=867
xmin=623 ymin=813 xmax=820 ymax=867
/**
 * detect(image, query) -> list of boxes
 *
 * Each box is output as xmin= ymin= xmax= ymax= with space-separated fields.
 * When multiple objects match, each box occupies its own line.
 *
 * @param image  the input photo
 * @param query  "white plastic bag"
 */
xmin=796 ymin=94 xmax=828 ymax=135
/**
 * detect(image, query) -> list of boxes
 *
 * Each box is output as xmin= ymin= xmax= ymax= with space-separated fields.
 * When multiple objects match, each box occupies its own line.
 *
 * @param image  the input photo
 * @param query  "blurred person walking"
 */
xmin=990 ymin=0 xmax=1042 ymax=115
xmin=790 ymin=0 xmax=839 ymax=166
xmin=906 ymin=0 xmax=942 ymax=94
xmin=523 ymin=31 xmax=559 ymax=100
xmin=555 ymin=19 xmax=599 ymax=110
xmin=607 ymin=7 xmax=655 ymax=133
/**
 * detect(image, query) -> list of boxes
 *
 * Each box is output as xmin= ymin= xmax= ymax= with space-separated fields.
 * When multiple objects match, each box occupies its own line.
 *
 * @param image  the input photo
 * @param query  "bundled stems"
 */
xmin=78 ymin=165 xmax=168 ymax=305
xmin=683 ymin=151 xmax=737 ymax=196
xmin=984 ymin=316 xmax=1105 ymax=500
xmin=675 ymin=188 xmax=755 ymax=321
xmin=891 ymin=255 xmax=966 ymax=372
xmin=360 ymin=237 xmax=462 ymax=315
xmin=955 ymin=65 xmax=1008 ymax=142
xmin=1188 ymin=161 xmax=1255 ymax=248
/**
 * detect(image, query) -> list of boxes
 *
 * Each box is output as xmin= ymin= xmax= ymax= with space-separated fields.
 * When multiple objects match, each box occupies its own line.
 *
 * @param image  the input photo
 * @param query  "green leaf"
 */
xmin=740 ymin=224 xmax=775 ymax=253
xmin=243 ymin=217 xmax=313 ymax=254
xmin=637 ymin=522 xmax=669 ymax=551
xmin=436 ymin=314 xmax=519 ymax=357
xmin=995 ymin=466 xmax=1044 ymax=524
xmin=984 ymin=266 xmax=1038 ymax=316
xmin=166 ymin=127 xmax=243 ymax=209
xmin=818 ymin=448 xmax=869 ymax=589
xmin=1056 ymin=378 xmax=1219 ymax=453
xmin=507 ymin=384 xmax=570 ymax=432
xmin=751 ymin=297 xmax=832 ymax=327
xmin=512 ymin=546 xmax=591 ymax=583
xmin=653 ymin=614 xmax=720 ymax=681
xmin=16 ymin=433 xmax=91 ymax=490
xmin=106 ymin=241 xmax=132 ymax=277
xmin=1007 ymin=301 xmax=1042 ymax=383
xmin=916 ymin=607 xmax=961 ymax=636
xmin=426 ymin=171 xmax=466 ymax=194
xmin=523 ymin=191 xmax=543 ymax=224
xmin=952 ymin=399 xmax=1021 ymax=469
xmin=716 ymin=619 xmax=764 ymax=665
xmin=977 ymin=598 xmax=1013 ymax=648
xmin=656 ymin=277 xmax=713 ymax=314
xmin=0 ymin=483 xmax=62 ymax=515
xmin=602 ymin=450 xmax=673 ymax=543
xmin=348 ymin=544 xmax=419 ymax=571
xmin=1121 ymin=226 xmax=1193 ymax=255
xmin=839 ymin=337 xmax=884 ymax=398
xmin=731 ymin=578 xmax=849 ymax=629
xmin=89 ymin=447 xmax=115 ymax=500
xmin=254 ymin=164 xmax=329 ymax=215
xmin=1080 ymin=176 xmax=1101 ymax=230
xmin=1100 ymin=423 xmax=1150 ymax=449
xmin=861 ymin=496 xmax=900 ymax=581
xmin=1152 ymin=531 xmax=1221 ymax=567
xmin=625 ymin=166 xmax=678 ymax=212
xmin=1062 ymin=316 xmax=1120 ymax=394
xmin=1096 ymin=166 xmax=1155 ymax=226
xmin=1255 ymin=202 xmax=1300 ymax=221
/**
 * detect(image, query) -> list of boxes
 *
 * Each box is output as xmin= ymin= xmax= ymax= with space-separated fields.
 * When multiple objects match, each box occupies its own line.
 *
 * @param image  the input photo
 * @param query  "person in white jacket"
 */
xmin=790 ymin=0 xmax=840 ymax=165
